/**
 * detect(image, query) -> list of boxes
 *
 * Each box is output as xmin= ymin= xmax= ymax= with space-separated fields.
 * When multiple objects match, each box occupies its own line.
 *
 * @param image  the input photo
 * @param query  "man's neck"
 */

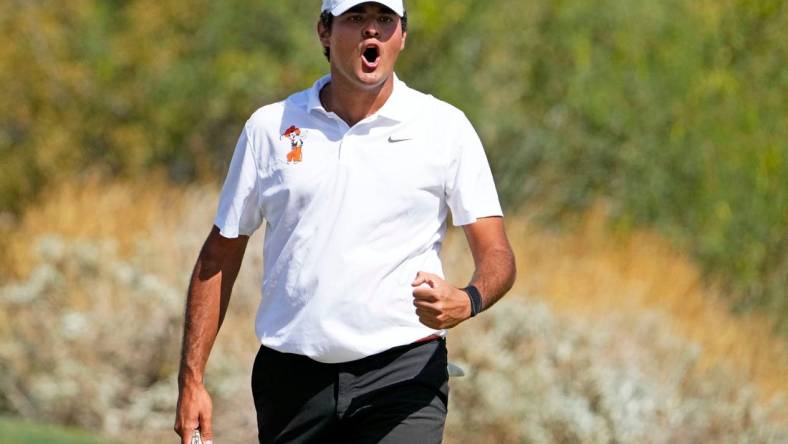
xmin=320 ymin=73 xmax=395 ymax=127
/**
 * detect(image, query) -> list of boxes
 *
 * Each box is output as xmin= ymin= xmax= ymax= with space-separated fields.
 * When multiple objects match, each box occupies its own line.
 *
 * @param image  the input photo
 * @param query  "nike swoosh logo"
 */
xmin=388 ymin=136 xmax=413 ymax=143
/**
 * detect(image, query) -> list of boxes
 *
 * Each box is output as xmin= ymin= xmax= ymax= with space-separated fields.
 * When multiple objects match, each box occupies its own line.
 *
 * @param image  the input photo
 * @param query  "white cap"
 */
xmin=321 ymin=0 xmax=405 ymax=17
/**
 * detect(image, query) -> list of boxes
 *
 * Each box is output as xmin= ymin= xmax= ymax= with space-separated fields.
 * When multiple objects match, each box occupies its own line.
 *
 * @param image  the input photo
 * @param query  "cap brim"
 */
xmin=326 ymin=1 xmax=404 ymax=17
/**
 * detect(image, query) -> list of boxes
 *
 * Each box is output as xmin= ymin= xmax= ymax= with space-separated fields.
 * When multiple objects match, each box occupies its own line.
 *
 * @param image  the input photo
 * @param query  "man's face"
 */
xmin=318 ymin=3 xmax=407 ymax=91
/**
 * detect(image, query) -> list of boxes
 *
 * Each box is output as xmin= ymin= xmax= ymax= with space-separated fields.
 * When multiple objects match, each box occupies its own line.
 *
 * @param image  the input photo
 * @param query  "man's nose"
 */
xmin=362 ymin=20 xmax=380 ymax=38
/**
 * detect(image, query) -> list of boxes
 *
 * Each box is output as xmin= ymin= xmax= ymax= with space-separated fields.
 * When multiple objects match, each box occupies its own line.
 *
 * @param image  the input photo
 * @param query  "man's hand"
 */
xmin=411 ymin=271 xmax=471 ymax=329
xmin=175 ymin=380 xmax=214 ymax=444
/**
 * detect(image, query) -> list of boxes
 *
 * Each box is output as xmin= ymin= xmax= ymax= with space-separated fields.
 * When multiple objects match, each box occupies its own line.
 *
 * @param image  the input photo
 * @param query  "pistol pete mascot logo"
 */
xmin=282 ymin=125 xmax=306 ymax=164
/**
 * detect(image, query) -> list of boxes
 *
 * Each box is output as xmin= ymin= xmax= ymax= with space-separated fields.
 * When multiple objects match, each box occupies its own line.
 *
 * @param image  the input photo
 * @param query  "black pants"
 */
xmin=251 ymin=338 xmax=449 ymax=443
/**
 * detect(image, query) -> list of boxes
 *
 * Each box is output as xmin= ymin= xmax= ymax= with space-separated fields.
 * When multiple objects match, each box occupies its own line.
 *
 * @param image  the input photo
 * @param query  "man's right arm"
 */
xmin=174 ymin=226 xmax=249 ymax=444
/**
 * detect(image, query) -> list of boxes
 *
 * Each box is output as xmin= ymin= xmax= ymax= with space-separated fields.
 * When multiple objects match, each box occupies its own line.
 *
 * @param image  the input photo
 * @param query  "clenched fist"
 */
xmin=411 ymin=271 xmax=472 ymax=329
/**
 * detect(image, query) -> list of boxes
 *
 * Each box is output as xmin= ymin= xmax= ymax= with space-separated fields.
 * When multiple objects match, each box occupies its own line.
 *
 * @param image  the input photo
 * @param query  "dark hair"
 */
xmin=319 ymin=10 xmax=408 ymax=61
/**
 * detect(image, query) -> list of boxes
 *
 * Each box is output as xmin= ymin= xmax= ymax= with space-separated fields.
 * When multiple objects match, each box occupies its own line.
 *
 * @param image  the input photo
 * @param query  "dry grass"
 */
xmin=1 ymin=179 xmax=786 ymax=442
xmin=2 ymin=174 xmax=197 ymax=278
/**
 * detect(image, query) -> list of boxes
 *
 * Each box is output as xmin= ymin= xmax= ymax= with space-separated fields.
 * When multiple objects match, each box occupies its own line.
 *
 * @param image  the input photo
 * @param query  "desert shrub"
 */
xmin=2 ymin=229 xmax=785 ymax=442
xmin=446 ymin=298 xmax=787 ymax=444
xmin=0 ymin=234 xmax=185 ymax=431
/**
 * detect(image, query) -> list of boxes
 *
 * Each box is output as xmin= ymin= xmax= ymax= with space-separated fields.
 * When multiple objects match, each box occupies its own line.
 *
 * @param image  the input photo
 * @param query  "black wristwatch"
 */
xmin=461 ymin=285 xmax=484 ymax=317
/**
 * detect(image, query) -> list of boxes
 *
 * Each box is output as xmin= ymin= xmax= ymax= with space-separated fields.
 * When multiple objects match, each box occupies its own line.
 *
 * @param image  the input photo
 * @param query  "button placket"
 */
xmin=339 ymin=118 xmax=375 ymax=162
xmin=339 ymin=129 xmax=356 ymax=163
xmin=330 ymin=115 xmax=350 ymax=161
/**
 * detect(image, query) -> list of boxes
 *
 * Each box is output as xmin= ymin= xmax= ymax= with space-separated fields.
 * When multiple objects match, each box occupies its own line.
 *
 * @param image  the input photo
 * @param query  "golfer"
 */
xmin=175 ymin=1 xmax=516 ymax=442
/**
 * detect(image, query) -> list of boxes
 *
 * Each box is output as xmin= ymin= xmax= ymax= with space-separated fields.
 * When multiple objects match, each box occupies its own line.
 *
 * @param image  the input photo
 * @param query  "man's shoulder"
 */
xmin=401 ymin=83 xmax=470 ymax=127
xmin=407 ymin=81 xmax=465 ymax=118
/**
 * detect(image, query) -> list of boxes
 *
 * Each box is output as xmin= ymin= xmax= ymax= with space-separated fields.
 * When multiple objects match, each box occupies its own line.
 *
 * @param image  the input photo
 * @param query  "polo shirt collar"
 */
xmin=305 ymin=73 xmax=411 ymax=123
xmin=306 ymin=74 xmax=332 ymax=114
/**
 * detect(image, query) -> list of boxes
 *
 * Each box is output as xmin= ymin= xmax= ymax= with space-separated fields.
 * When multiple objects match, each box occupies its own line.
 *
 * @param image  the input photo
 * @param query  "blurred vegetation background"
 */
xmin=0 ymin=0 xmax=786 ymax=442
xmin=1 ymin=0 xmax=785 ymax=329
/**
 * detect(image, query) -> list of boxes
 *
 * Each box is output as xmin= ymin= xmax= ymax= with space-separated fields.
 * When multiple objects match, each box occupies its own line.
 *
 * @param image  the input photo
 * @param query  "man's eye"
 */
xmin=379 ymin=16 xmax=394 ymax=24
xmin=349 ymin=15 xmax=364 ymax=23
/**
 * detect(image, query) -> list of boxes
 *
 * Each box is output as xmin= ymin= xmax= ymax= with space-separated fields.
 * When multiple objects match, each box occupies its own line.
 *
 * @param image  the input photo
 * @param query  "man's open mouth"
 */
xmin=362 ymin=45 xmax=380 ymax=68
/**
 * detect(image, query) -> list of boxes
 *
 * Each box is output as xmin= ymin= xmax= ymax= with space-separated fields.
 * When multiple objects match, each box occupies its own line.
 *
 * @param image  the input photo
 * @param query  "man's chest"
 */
xmin=259 ymin=120 xmax=452 ymax=211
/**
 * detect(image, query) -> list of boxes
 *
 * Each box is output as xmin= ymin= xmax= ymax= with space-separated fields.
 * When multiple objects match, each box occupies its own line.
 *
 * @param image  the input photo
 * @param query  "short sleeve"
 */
xmin=214 ymin=124 xmax=264 ymax=237
xmin=445 ymin=115 xmax=503 ymax=226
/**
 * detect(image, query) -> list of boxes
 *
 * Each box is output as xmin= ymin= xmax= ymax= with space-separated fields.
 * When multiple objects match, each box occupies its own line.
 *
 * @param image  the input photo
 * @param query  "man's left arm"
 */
xmin=412 ymin=216 xmax=516 ymax=328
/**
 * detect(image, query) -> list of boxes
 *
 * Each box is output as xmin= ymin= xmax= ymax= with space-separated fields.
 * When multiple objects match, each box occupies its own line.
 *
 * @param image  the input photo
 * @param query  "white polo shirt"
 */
xmin=214 ymin=74 xmax=502 ymax=363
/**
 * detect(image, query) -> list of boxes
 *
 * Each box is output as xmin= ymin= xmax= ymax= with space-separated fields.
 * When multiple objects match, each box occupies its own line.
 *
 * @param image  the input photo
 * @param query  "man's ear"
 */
xmin=401 ymin=31 xmax=407 ymax=50
xmin=317 ymin=21 xmax=331 ymax=49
